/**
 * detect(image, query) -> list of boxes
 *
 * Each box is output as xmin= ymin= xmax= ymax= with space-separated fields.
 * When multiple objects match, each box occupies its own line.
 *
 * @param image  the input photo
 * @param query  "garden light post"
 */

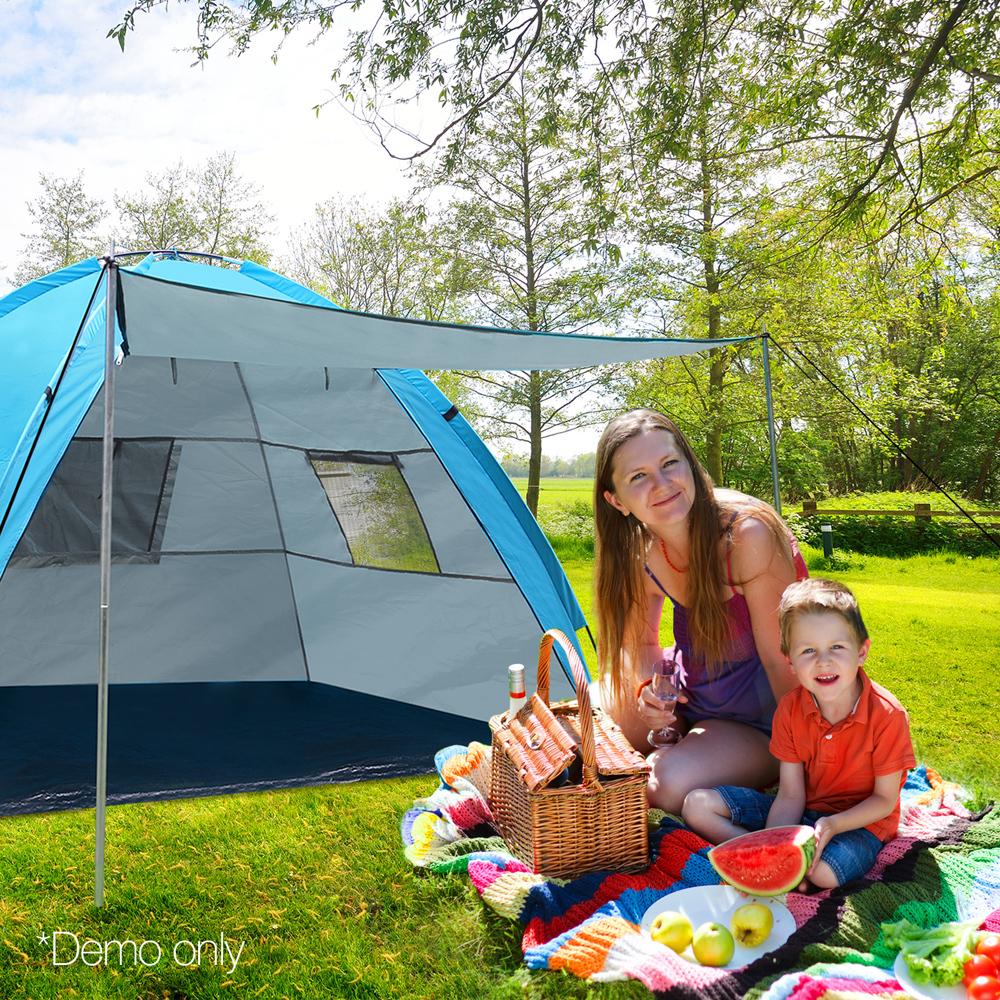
xmin=95 ymin=252 xmax=118 ymax=908
xmin=821 ymin=523 xmax=834 ymax=558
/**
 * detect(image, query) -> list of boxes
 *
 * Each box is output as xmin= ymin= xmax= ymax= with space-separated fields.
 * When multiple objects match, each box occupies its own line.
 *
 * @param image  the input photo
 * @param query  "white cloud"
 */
xmin=0 ymin=0 xmax=409 ymax=291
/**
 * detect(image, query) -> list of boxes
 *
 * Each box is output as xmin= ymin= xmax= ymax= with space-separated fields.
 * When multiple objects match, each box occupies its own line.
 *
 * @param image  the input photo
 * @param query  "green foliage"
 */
xmin=515 ymin=478 xmax=1000 ymax=559
xmin=787 ymin=493 xmax=1000 ymax=557
xmin=110 ymin=1 xmax=1000 ymax=235
xmin=14 ymin=172 xmax=105 ymax=285
xmin=115 ymin=152 xmax=272 ymax=261
xmin=500 ymin=454 xmax=596 ymax=478
xmin=285 ymin=195 xmax=475 ymax=322
xmin=421 ymin=72 xmax=621 ymax=514
xmin=787 ymin=513 xmax=999 ymax=557
xmin=100 ymin=0 xmax=1000 ymax=510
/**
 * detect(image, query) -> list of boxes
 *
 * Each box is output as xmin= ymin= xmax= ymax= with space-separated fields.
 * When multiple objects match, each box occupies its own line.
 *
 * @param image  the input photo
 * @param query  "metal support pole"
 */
xmin=762 ymin=331 xmax=781 ymax=515
xmin=95 ymin=255 xmax=118 ymax=908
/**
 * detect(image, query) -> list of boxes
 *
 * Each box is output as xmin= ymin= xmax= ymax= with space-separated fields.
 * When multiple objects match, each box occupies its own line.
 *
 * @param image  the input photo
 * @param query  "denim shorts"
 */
xmin=714 ymin=785 xmax=883 ymax=886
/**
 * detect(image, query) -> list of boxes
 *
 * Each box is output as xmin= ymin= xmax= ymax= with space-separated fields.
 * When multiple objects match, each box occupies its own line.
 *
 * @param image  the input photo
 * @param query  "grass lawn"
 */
xmin=509 ymin=477 xmax=593 ymax=512
xmin=1 ymin=544 xmax=997 ymax=999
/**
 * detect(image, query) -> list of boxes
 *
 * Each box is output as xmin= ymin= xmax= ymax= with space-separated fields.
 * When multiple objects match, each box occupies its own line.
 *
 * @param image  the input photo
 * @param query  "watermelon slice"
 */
xmin=708 ymin=825 xmax=816 ymax=896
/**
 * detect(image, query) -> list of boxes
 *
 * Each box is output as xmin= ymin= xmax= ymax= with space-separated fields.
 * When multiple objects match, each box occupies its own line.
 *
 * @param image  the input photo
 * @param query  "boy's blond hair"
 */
xmin=778 ymin=578 xmax=869 ymax=654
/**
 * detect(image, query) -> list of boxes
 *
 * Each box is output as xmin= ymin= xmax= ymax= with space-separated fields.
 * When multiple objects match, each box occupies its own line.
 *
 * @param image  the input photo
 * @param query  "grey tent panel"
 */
xmin=0 ymin=555 xmax=306 ymax=685
xmin=77 ymin=357 xmax=256 ymax=440
xmin=395 ymin=451 xmax=510 ymax=578
xmin=0 ymin=563 xmax=98 ymax=683
xmin=160 ymin=441 xmax=282 ymax=552
xmin=238 ymin=365 xmax=427 ymax=451
xmin=288 ymin=555 xmax=572 ymax=720
xmin=13 ymin=438 xmax=175 ymax=560
xmin=120 ymin=270 xmax=751 ymax=371
xmin=263 ymin=445 xmax=353 ymax=563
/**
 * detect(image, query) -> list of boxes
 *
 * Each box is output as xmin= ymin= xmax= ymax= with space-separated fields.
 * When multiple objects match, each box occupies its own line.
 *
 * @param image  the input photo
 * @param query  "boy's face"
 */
xmin=785 ymin=611 xmax=870 ymax=706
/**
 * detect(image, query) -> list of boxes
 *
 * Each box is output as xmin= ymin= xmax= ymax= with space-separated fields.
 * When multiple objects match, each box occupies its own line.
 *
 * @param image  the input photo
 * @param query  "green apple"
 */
xmin=692 ymin=921 xmax=735 ymax=967
xmin=730 ymin=902 xmax=773 ymax=947
xmin=649 ymin=910 xmax=693 ymax=952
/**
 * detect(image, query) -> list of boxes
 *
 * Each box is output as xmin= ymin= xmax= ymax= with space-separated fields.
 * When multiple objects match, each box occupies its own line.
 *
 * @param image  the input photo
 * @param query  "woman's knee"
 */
xmin=647 ymin=751 xmax=702 ymax=813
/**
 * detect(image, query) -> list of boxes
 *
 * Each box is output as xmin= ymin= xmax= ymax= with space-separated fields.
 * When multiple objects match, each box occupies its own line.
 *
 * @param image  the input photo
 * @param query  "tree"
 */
xmin=110 ymin=0 xmax=1000 ymax=235
xmin=13 ymin=172 xmax=105 ymax=284
xmin=286 ymin=195 xmax=471 ymax=320
xmin=597 ymin=0 xmax=817 ymax=484
xmin=115 ymin=152 xmax=271 ymax=261
xmin=429 ymin=73 xmax=621 ymax=515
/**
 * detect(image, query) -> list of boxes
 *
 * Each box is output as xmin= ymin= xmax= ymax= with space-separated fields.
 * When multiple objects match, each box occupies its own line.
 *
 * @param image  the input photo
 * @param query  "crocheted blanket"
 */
xmin=401 ymin=744 xmax=1000 ymax=998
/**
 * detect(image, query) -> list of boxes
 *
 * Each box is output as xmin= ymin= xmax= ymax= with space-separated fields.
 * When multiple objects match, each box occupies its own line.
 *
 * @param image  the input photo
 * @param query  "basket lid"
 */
xmin=494 ymin=693 xmax=578 ymax=791
xmin=558 ymin=710 xmax=650 ymax=777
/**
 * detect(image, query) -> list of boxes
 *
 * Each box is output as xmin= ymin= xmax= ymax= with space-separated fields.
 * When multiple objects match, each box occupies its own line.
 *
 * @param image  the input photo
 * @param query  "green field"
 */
xmin=509 ymin=476 xmax=593 ymax=512
xmin=2 ymin=504 xmax=998 ymax=999
xmin=508 ymin=479 xmax=1000 ymax=517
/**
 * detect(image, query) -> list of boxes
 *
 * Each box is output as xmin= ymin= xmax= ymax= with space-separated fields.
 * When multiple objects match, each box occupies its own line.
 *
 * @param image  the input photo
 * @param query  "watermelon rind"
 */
xmin=707 ymin=825 xmax=817 ymax=896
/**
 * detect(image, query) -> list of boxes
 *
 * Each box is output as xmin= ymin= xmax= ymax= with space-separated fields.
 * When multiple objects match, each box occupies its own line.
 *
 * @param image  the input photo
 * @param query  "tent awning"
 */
xmin=119 ymin=268 xmax=750 ymax=370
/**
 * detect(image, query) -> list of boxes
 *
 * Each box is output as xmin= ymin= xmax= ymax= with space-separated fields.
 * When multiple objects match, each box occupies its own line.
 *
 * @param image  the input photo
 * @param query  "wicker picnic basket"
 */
xmin=488 ymin=628 xmax=650 ymax=879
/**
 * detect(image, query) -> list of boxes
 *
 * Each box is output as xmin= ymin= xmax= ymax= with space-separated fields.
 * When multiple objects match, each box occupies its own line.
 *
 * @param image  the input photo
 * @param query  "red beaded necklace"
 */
xmin=658 ymin=536 xmax=688 ymax=573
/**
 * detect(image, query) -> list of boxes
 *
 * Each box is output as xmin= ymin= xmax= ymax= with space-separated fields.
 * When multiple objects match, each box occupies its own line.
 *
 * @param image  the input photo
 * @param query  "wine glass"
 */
xmin=647 ymin=648 xmax=682 ymax=748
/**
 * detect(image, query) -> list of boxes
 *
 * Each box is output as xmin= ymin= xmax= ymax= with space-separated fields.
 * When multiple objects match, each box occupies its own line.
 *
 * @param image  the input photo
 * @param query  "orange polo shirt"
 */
xmin=769 ymin=669 xmax=916 ymax=841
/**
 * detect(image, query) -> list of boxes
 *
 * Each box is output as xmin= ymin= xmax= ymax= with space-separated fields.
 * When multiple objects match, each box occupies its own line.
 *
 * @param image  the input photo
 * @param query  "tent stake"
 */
xmin=762 ymin=331 xmax=781 ymax=515
xmin=95 ymin=255 xmax=118 ymax=908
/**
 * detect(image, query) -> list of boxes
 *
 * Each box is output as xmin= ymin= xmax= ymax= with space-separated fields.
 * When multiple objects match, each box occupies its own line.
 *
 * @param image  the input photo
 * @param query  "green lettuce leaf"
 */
xmin=880 ymin=918 xmax=979 ymax=986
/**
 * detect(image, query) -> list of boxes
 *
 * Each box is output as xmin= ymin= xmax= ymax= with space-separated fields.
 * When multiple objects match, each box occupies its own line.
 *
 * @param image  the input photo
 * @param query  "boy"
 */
xmin=681 ymin=578 xmax=916 ymax=889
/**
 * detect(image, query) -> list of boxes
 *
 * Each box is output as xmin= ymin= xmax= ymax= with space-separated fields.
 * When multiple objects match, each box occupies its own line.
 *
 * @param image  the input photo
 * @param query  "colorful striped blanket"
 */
xmin=401 ymin=744 xmax=1000 ymax=998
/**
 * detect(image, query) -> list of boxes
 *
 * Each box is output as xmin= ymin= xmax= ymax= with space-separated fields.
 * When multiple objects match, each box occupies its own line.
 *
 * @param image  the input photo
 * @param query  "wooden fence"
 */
xmin=797 ymin=501 xmax=1000 ymax=531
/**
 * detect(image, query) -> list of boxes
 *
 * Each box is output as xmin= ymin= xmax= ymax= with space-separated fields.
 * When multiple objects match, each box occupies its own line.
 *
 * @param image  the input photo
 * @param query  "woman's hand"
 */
xmin=636 ymin=678 xmax=688 ymax=728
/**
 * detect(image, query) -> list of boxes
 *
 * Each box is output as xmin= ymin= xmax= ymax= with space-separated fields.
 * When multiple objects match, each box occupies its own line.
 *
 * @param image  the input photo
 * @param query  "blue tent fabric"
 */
xmin=0 ymin=254 xmax=737 ymax=815
xmin=0 ymin=265 xmax=111 ymax=573
xmin=0 ymin=257 xmax=101 ymax=323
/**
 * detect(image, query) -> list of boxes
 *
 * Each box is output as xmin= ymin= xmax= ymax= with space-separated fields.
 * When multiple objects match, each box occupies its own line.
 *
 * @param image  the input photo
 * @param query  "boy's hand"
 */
xmin=807 ymin=816 xmax=838 ymax=877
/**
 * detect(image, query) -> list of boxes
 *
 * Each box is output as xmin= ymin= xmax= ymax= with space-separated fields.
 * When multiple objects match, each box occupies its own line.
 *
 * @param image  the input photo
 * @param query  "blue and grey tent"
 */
xmin=0 ymin=253 xmax=753 ymax=823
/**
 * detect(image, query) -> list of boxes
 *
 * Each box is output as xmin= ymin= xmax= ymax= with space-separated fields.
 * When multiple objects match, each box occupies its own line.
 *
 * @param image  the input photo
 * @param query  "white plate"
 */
xmin=640 ymin=884 xmax=795 ymax=970
xmin=892 ymin=954 xmax=967 ymax=1000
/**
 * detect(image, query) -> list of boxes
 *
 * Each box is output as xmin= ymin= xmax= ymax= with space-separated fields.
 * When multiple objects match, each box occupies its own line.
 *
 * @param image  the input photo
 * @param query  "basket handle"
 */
xmin=536 ymin=629 xmax=601 ymax=790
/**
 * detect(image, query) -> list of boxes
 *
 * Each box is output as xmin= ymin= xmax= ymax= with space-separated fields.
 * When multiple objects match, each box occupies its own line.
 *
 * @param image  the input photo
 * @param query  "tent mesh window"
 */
xmin=308 ymin=451 xmax=440 ymax=574
xmin=12 ymin=438 xmax=178 ymax=563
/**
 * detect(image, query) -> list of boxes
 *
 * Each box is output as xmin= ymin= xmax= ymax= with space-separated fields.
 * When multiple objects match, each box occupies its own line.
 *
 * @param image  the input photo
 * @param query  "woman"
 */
xmin=593 ymin=409 xmax=808 ymax=814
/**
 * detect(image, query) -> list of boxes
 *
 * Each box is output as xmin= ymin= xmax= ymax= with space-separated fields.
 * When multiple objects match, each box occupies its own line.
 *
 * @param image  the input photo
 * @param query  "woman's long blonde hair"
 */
xmin=594 ymin=410 xmax=792 ymax=710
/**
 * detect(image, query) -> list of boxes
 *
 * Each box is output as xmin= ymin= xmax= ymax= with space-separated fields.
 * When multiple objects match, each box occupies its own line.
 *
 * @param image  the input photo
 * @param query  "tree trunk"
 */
xmin=521 ymin=130 xmax=543 ymax=518
xmin=700 ymin=143 xmax=725 ymax=485
xmin=971 ymin=424 xmax=1000 ymax=500
xmin=526 ymin=371 xmax=542 ymax=516
xmin=706 ymin=349 xmax=725 ymax=485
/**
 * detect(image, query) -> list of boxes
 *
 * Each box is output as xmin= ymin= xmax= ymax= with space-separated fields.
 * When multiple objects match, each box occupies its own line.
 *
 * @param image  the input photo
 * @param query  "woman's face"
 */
xmin=603 ymin=429 xmax=697 ymax=530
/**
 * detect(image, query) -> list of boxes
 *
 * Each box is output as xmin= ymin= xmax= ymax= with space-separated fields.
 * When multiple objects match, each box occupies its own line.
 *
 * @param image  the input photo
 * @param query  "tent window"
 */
xmin=13 ymin=438 xmax=178 ymax=562
xmin=309 ymin=452 xmax=440 ymax=574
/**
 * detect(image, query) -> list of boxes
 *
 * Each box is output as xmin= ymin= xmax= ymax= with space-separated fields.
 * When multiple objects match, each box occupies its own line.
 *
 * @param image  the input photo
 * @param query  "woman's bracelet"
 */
xmin=635 ymin=677 xmax=652 ymax=701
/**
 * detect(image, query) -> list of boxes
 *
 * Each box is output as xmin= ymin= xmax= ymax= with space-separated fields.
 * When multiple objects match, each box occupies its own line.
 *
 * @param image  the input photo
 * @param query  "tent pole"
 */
xmin=762 ymin=330 xmax=781 ymax=516
xmin=95 ymin=254 xmax=118 ymax=908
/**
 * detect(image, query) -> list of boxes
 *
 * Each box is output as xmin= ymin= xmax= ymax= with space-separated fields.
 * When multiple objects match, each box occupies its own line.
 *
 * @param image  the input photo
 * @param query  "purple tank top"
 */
xmin=644 ymin=519 xmax=808 ymax=735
